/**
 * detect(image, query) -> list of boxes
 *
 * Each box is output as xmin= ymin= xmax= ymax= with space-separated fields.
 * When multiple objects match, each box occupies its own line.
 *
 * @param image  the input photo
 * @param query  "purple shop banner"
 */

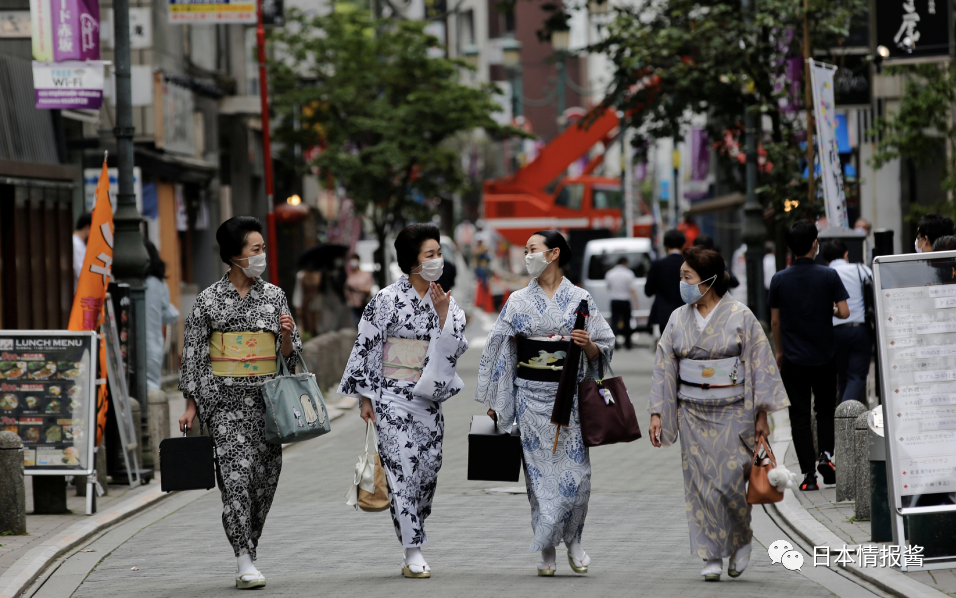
xmin=32 ymin=60 xmax=105 ymax=109
xmin=31 ymin=0 xmax=100 ymax=62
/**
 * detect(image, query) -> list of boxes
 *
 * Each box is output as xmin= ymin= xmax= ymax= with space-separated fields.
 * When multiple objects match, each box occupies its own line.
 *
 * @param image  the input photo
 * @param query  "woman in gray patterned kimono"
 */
xmin=339 ymin=223 xmax=468 ymax=579
xmin=648 ymin=247 xmax=788 ymax=582
xmin=476 ymin=231 xmax=614 ymax=577
xmin=179 ymin=216 xmax=302 ymax=590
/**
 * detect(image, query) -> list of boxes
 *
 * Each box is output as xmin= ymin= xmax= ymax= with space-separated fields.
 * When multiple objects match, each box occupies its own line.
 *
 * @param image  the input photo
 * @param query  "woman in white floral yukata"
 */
xmin=179 ymin=216 xmax=302 ymax=590
xmin=338 ymin=223 xmax=468 ymax=579
xmin=475 ymin=230 xmax=614 ymax=577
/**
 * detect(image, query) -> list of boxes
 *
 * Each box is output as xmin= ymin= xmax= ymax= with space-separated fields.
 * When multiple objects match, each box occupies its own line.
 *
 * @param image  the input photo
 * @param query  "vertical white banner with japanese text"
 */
xmin=809 ymin=59 xmax=849 ymax=229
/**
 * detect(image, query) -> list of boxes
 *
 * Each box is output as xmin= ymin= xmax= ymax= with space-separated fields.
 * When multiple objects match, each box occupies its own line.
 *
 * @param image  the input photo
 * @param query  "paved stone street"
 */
xmin=24 ymin=323 xmax=889 ymax=598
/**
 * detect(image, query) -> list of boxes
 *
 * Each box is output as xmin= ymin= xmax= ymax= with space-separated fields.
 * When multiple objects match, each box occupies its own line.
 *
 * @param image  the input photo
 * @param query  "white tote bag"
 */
xmin=345 ymin=421 xmax=389 ymax=511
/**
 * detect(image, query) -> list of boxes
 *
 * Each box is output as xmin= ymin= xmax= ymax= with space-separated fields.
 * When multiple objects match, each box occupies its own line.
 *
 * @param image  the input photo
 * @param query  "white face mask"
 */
xmin=915 ymin=238 xmax=926 ymax=253
xmin=413 ymin=257 xmax=444 ymax=282
xmin=233 ymin=253 xmax=267 ymax=278
xmin=525 ymin=249 xmax=555 ymax=278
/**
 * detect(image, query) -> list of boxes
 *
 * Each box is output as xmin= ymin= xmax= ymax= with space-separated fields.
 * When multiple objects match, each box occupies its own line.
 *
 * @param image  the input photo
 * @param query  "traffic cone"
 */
xmin=474 ymin=279 xmax=485 ymax=308
xmin=483 ymin=284 xmax=496 ymax=313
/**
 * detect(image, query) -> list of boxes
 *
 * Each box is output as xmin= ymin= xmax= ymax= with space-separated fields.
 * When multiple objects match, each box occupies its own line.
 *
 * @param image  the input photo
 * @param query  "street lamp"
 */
xmin=501 ymin=37 xmax=523 ymax=118
xmin=461 ymin=44 xmax=480 ymax=69
xmin=551 ymin=27 xmax=570 ymax=129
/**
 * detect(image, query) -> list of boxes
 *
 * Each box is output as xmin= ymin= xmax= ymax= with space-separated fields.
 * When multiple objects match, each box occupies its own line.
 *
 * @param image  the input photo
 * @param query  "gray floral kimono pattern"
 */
xmin=649 ymin=296 xmax=789 ymax=560
xmin=475 ymin=277 xmax=614 ymax=551
xmin=179 ymin=273 xmax=301 ymax=560
xmin=338 ymin=276 xmax=468 ymax=547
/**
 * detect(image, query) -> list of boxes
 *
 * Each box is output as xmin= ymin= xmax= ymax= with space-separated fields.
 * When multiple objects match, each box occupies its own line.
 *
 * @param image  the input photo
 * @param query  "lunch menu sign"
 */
xmin=0 ymin=331 xmax=96 ymax=473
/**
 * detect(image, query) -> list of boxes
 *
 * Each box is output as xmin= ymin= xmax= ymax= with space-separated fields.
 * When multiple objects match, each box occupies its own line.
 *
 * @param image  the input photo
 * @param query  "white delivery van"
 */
xmin=581 ymin=237 xmax=654 ymax=331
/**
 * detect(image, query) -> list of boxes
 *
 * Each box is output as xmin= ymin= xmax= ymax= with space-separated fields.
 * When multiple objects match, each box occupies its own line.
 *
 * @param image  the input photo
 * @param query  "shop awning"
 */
xmin=684 ymin=192 xmax=745 ymax=216
xmin=134 ymin=148 xmax=218 ymax=185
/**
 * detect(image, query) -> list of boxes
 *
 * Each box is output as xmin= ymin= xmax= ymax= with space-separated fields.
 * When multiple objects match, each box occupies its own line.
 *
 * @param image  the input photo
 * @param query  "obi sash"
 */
xmin=383 ymin=337 xmax=429 ymax=382
xmin=209 ymin=331 xmax=277 ymax=377
xmin=677 ymin=356 xmax=743 ymax=400
xmin=516 ymin=335 xmax=569 ymax=383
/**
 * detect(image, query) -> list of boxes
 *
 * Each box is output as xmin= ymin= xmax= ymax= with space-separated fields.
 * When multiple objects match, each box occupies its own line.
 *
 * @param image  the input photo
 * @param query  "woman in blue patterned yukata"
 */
xmin=339 ymin=223 xmax=469 ymax=579
xmin=475 ymin=230 xmax=614 ymax=577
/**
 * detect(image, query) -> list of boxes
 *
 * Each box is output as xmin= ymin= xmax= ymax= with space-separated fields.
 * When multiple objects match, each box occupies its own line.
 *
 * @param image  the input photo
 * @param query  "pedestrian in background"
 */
xmin=933 ymin=236 xmax=956 ymax=251
xmin=649 ymin=247 xmax=788 ymax=582
xmin=914 ymin=212 xmax=955 ymax=253
xmin=605 ymin=256 xmax=639 ymax=350
xmin=72 ymin=212 xmax=92 ymax=289
xmin=476 ymin=230 xmax=614 ymax=577
xmin=144 ymin=240 xmax=179 ymax=392
xmin=821 ymin=240 xmax=872 ymax=405
xmin=692 ymin=234 xmax=740 ymax=289
xmin=646 ymin=229 xmax=686 ymax=341
xmin=339 ymin=223 xmax=469 ymax=579
xmin=768 ymin=220 xmax=849 ymax=492
xmin=178 ymin=216 xmax=301 ymax=589
xmin=344 ymin=253 xmax=374 ymax=327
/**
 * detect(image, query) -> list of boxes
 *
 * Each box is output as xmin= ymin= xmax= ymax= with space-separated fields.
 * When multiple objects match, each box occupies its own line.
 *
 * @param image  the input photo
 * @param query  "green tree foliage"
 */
xmin=269 ymin=7 xmax=520 ymax=283
xmin=587 ymin=0 xmax=864 ymax=223
xmin=871 ymin=63 xmax=956 ymax=219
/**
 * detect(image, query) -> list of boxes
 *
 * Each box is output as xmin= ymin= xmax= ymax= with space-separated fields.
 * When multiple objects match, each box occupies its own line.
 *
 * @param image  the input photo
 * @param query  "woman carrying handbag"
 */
xmin=647 ymin=247 xmax=789 ymax=582
xmin=178 ymin=217 xmax=302 ymax=589
xmin=338 ymin=224 xmax=469 ymax=578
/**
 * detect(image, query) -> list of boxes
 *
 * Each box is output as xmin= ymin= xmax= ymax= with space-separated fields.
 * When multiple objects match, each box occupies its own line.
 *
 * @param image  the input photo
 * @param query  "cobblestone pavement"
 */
xmin=30 ymin=324 xmax=888 ymax=598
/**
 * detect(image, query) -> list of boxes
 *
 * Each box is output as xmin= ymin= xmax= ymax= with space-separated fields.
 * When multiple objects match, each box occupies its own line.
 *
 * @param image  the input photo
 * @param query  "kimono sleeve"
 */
xmin=744 ymin=312 xmax=789 ymax=413
xmin=648 ymin=315 xmax=680 ymax=447
xmin=179 ymin=294 xmax=211 ymax=401
xmin=275 ymin=289 xmax=302 ymax=372
xmin=338 ymin=292 xmax=388 ymax=401
xmin=415 ymin=297 xmax=469 ymax=402
xmin=475 ymin=298 xmax=518 ymax=431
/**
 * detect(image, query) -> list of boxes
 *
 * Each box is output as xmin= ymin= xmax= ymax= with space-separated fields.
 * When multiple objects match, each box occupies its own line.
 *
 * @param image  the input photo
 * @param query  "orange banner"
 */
xmin=68 ymin=159 xmax=114 ymax=446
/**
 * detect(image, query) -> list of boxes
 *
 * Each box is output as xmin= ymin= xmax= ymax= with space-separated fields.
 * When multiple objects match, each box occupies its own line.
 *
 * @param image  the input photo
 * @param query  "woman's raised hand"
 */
xmin=429 ymin=282 xmax=450 ymax=327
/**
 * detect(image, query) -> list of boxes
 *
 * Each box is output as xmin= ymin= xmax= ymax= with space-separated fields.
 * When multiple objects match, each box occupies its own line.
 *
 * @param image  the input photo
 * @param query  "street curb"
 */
xmin=0 ymin=486 xmax=174 ymax=598
xmin=770 ymin=491 xmax=949 ymax=598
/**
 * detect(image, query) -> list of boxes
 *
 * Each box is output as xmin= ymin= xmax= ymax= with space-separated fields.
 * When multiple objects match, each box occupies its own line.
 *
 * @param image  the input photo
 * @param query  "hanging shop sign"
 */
xmin=32 ymin=60 xmax=106 ymax=110
xmin=808 ymin=59 xmax=849 ymax=229
xmin=0 ymin=331 xmax=97 ymax=475
xmin=30 ymin=0 xmax=100 ymax=62
xmin=168 ymin=0 xmax=256 ymax=24
xmin=83 ymin=166 xmax=142 ymax=213
xmin=154 ymin=75 xmax=195 ymax=156
xmin=875 ymin=0 xmax=950 ymax=61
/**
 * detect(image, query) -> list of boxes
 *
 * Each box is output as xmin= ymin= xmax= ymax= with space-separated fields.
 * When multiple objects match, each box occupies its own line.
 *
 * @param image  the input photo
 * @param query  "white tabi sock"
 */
xmin=565 ymin=539 xmax=590 ymax=566
xmin=237 ymin=554 xmax=257 ymax=577
xmin=404 ymin=547 xmax=426 ymax=571
xmin=540 ymin=545 xmax=556 ymax=566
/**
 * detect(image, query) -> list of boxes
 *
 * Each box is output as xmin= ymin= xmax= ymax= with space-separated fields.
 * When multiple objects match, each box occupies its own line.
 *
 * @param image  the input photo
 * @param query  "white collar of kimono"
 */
xmin=400 ymin=275 xmax=434 ymax=306
xmin=694 ymin=294 xmax=725 ymax=331
xmin=529 ymin=275 xmax=570 ymax=295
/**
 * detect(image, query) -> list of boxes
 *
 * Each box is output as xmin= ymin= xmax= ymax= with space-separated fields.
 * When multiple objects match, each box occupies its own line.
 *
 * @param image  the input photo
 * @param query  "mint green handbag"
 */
xmin=261 ymin=351 xmax=331 ymax=444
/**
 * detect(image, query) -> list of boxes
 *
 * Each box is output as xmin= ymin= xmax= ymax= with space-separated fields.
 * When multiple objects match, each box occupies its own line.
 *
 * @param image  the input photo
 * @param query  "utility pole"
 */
xmin=257 ymin=0 xmax=279 ymax=284
xmin=621 ymin=114 xmax=634 ymax=237
xmin=741 ymin=0 xmax=767 ymax=322
xmin=110 ymin=0 xmax=150 ymax=461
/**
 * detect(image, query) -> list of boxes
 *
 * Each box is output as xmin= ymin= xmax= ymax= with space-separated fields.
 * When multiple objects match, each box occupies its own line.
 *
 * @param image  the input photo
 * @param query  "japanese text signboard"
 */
xmin=875 ymin=0 xmax=950 ymax=61
xmin=809 ymin=60 xmax=849 ymax=229
xmin=874 ymin=253 xmax=956 ymax=514
xmin=0 ymin=331 xmax=97 ymax=475
xmin=167 ymin=0 xmax=256 ymax=24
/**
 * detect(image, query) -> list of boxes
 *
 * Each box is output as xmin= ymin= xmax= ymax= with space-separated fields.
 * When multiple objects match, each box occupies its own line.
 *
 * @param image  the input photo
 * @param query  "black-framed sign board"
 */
xmin=874 ymin=251 xmax=956 ymax=570
xmin=0 ymin=330 xmax=97 ymax=476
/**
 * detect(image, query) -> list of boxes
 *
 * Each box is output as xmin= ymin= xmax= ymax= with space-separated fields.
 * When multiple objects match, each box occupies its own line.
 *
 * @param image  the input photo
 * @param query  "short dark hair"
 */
xmin=917 ymin=212 xmax=955 ymax=244
xmin=785 ymin=220 xmax=818 ymax=256
xmin=216 ymin=216 xmax=263 ymax=265
xmin=820 ymin=239 xmax=847 ymax=263
xmin=617 ymin=256 xmax=629 ymax=266
xmin=692 ymin=234 xmax=715 ymax=250
xmin=531 ymin=230 xmax=572 ymax=267
xmin=663 ymin=229 xmax=686 ymax=250
xmin=75 ymin=212 xmax=92 ymax=231
xmin=394 ymin=223 xmax=441 ymax=274
xmin=682 ymin=246 xmax=730 ymax=297
xmin=933 ymin=235 xmax=956 ymax=251
xmin=144 ymin=240 xmax=166 ymax=279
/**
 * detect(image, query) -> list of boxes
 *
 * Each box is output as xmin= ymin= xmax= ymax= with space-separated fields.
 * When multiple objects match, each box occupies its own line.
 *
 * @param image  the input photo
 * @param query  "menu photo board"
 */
xmin=874 ymin=253 xmax=956 ymax=514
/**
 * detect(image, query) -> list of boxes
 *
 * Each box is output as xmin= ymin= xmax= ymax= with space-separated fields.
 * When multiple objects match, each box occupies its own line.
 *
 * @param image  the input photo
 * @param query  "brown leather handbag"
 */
xmin=747 ymin=436 xmax=784 ymax=504
xmin=578 ymin=356 xmax=642 ymax=447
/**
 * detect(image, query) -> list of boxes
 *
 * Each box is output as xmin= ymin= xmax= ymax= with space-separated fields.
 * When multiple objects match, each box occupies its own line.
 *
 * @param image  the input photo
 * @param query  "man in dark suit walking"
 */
xmin=646 ymin=229 xmax=686 ymax=339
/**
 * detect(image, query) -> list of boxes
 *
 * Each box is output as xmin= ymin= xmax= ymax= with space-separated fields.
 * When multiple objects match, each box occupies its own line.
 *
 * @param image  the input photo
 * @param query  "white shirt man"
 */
xmin=606 ymin=262 xmax=637 ymax=302
xmin=605 ymin=259 xmax=640 ymax=350
xmin=72 ymin=213 xmax=92 ymax=289
xmin=828 ymin=257 xmax=871 ymax=326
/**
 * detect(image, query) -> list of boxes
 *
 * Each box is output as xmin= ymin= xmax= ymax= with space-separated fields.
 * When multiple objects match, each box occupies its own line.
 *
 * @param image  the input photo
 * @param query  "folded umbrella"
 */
xmin=550 ymin=299 xmax=589 ymax=452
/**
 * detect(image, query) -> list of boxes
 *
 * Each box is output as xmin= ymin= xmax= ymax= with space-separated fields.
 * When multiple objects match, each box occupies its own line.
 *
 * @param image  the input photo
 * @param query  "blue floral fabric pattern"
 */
xmin=338 ymin=276 xmax=468 ymax=547
xmin=474 ymin=277 xmax=614 ymax=551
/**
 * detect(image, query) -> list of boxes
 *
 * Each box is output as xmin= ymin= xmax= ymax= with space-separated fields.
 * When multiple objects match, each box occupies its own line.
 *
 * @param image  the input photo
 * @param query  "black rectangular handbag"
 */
xmin=467 ymin=415 xmax=522 ymax=482
xmin=160 ymin=432 xmax=217 ymax=492
xmin=578 ymin=356 xmax=642 ymax=447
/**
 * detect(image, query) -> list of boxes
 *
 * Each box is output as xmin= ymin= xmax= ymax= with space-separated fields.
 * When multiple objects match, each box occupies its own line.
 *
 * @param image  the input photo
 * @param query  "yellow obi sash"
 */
xmin=382 ymin=337 xmax=429 ymax=382
xmin=209 ymin=331 xmax=277 ymax=377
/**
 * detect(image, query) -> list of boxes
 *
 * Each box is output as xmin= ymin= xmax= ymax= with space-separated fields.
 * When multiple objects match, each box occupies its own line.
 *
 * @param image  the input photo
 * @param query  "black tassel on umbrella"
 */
xmin=550 ymin=299 xmax=589 ymax=452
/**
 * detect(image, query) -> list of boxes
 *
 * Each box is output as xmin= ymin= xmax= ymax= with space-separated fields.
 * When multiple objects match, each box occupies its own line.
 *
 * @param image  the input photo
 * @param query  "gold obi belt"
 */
xmin=209 ymin=331 xmax=277 ymax=377
xmin=382 ymin=337 xmax=429 ymax=382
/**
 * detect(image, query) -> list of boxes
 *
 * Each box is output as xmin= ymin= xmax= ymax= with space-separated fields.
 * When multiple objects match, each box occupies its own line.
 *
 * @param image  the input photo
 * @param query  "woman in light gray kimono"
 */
xmin=648 ymin=246 xmax=789 ymax=582
xmin=476 ymin=230 xmax=614 ymax=577
xmin=338 ymin=223 xmax=468 ymax=579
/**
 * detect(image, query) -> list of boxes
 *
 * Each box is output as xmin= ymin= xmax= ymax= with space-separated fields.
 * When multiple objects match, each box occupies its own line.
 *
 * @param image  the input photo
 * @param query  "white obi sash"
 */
xmin=677 ymin=356 xmax=743 ymax=400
